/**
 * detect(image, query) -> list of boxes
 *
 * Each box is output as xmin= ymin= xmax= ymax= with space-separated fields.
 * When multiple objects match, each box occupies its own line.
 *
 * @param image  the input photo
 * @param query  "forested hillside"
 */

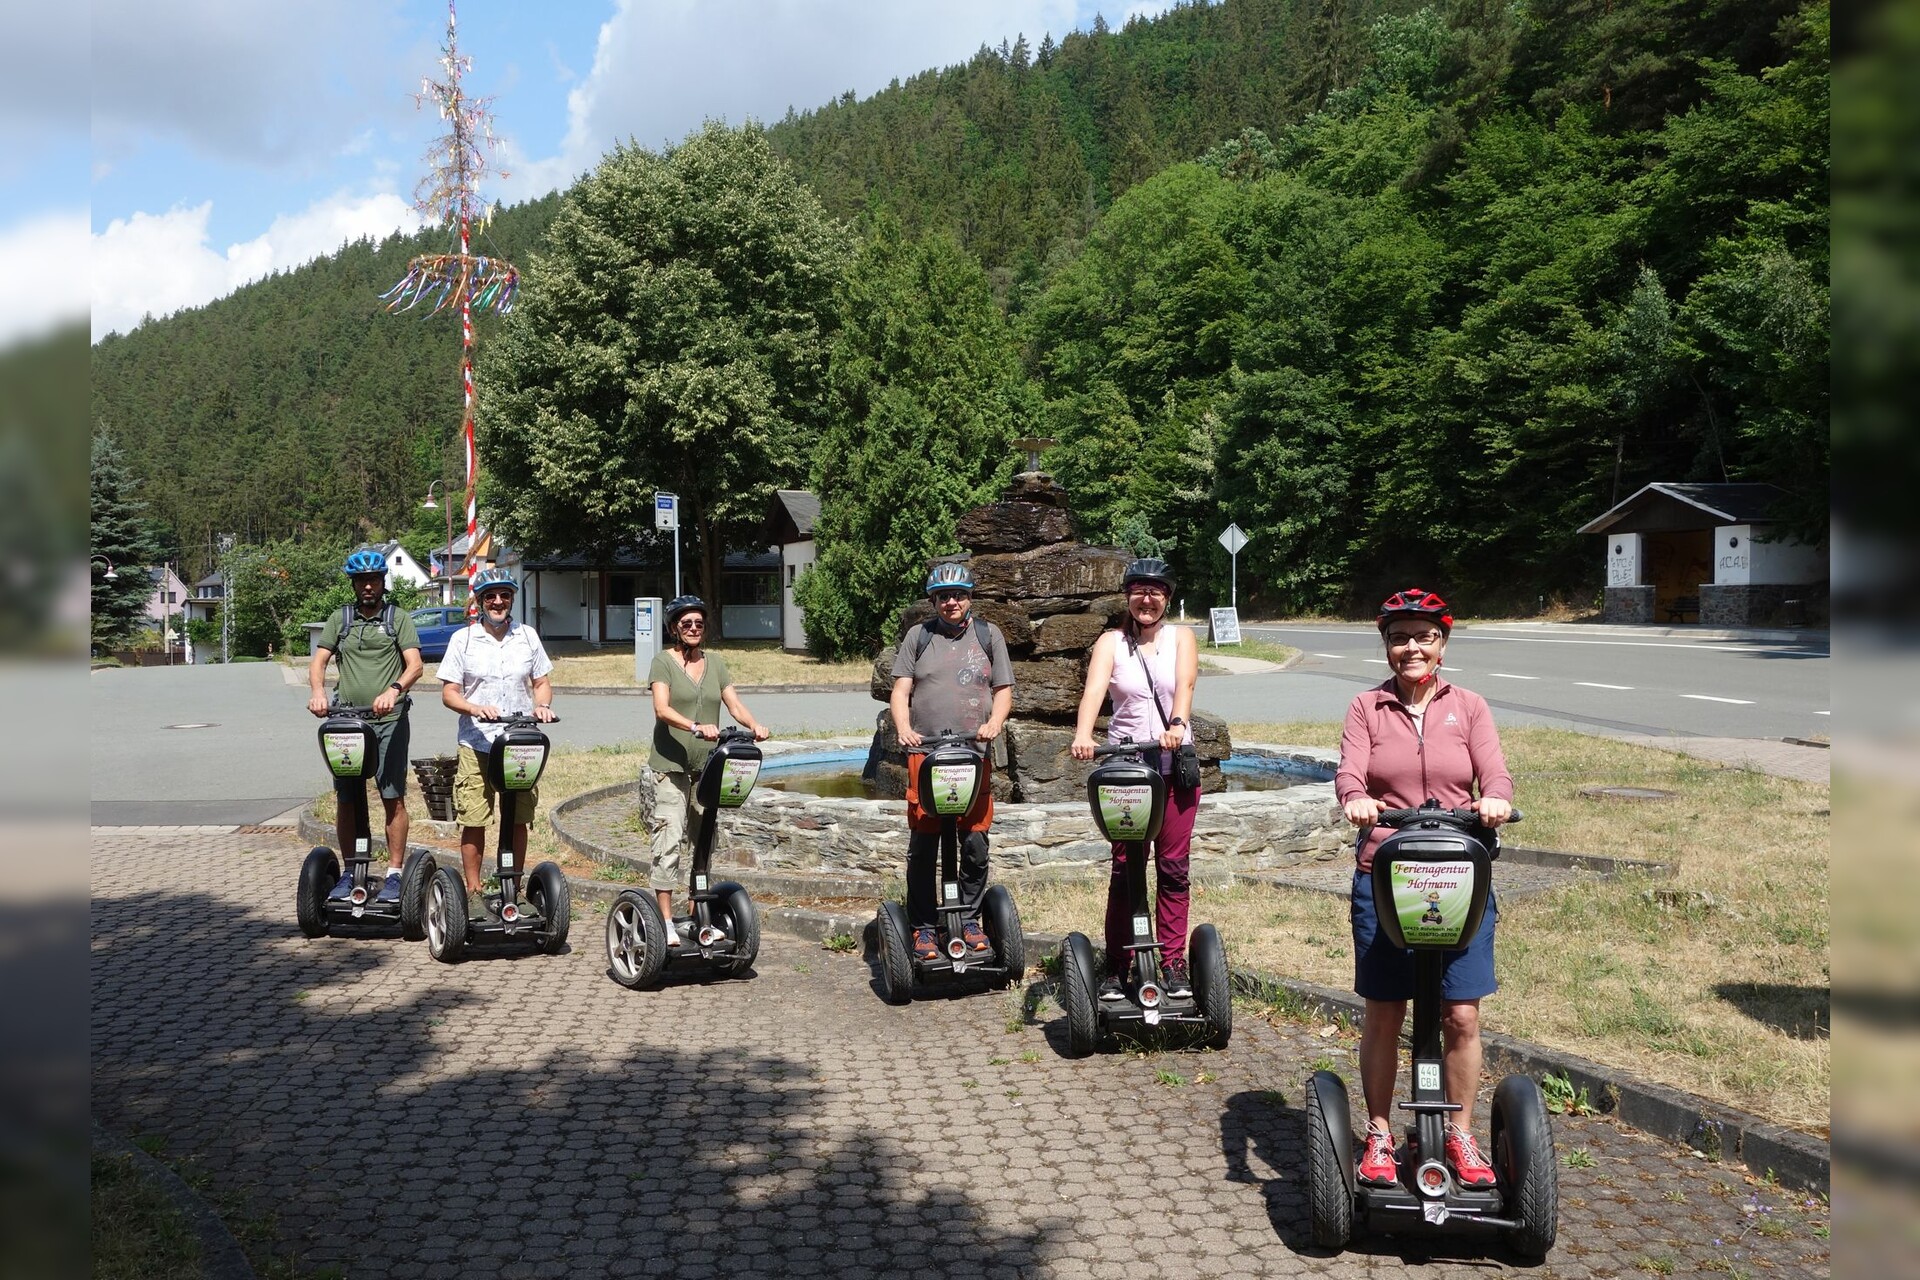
xmin=90 ymin=0 xmax=1827 ymax=636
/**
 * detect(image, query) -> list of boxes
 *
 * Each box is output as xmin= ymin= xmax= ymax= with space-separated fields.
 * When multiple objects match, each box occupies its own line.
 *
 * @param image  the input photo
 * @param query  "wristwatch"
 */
xmin=390 ymin=682 xmax=404 ymax=694
xmin=1169 ymin=717 xmax=1186 ymax=727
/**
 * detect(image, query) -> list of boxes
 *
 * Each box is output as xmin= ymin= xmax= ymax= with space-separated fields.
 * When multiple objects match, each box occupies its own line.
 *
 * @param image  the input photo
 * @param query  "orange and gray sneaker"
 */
xmin=1445 ymin=1124 xmax=1498 ymax=1187
xmin=960 ymin=920 xmax=992 ymax=954
xmin=1357 ymin=1126 xmax=1399 ymax=1187
xmin=912 ymin=927 xmax=939 ymax=962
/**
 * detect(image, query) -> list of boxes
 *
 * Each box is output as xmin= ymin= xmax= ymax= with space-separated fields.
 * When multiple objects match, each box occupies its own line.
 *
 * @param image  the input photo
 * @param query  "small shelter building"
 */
xmin=1578 ymin=483 xmax=1825 ymax=626
xmin=765 ymin=490 xmax=819 ymax=651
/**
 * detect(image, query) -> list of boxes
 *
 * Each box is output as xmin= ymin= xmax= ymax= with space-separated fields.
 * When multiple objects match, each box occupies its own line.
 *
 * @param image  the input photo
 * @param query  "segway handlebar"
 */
xmin=323 ymin=699 xmax=411 ymax=718
xmin=918 ymin=729 xmax=986 ymax=754
xmin=1376 ymin=804 xmax=1522 ymax=828
xmin=476 ymin=710 xmax=561 ymax=725
xmin=712 ymin=725 xmax=758 ymax=745
xmin=1090 ymin=738 xmax=1156 ymax=759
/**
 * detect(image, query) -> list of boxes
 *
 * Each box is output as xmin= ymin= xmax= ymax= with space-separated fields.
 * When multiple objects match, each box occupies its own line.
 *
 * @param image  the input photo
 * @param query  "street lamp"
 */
xmin=90 ymin=556 xmax=117 ymax=582
xmin=422 ymin=480 xmax=456 ymax=605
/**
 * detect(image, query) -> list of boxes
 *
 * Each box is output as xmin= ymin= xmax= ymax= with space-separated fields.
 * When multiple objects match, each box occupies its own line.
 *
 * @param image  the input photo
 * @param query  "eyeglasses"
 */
xmin=1386 ymin=631 xmax=1444 ymax=649
xmin=932 ymin=591 xmax=971 ymax=604
xmin=478 ymin=591 xmax=514 ymax=604
xmin=1126 ymin=585 xmax=1168 ymax=599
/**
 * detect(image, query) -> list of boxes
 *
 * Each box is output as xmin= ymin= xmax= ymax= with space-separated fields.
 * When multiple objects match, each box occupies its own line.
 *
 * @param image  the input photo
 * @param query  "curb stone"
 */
xmin=93 ymin=1123 xmax=258 ymax=1280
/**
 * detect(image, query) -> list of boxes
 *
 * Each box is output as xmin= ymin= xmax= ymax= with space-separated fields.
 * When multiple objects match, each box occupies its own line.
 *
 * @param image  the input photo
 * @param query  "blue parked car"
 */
xmin=410 ymin=606 xmax=471 ymax=661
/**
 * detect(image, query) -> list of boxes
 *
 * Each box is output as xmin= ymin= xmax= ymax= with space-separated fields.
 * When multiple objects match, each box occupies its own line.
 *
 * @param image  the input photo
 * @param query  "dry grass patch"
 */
xmin=548 ymin=641 xmax=870 ymax=688
xmin=1023 ymin=723 xmax=1829 ymax=1133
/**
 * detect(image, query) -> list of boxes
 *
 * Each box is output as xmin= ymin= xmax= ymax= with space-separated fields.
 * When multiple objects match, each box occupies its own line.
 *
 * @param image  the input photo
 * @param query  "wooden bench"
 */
xmin=1665 ymin=595 xmax=1699 ymax=622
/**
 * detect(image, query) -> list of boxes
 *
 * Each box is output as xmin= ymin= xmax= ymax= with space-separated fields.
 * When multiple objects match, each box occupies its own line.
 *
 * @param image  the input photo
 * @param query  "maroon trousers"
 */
xmin=1103 ymin=781 xmax=1199 ymax=973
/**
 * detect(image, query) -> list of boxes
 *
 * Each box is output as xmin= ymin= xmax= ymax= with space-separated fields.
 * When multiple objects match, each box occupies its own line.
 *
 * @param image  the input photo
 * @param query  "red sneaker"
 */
xmin=1357 ymin=1127 xmax=1399 ymax=1187
xmin=1445 ymin=1124 xmax=1498 ymax=1187
xmin=912 ymin=927 xmax=939 ymax=962
xmin=961 ymin=920 xmax=992 ymax=954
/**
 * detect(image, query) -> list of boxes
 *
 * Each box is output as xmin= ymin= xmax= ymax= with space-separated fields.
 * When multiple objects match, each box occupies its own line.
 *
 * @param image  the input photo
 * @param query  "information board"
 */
xmin=1209 ymin=607 xmax=1242 ymax=646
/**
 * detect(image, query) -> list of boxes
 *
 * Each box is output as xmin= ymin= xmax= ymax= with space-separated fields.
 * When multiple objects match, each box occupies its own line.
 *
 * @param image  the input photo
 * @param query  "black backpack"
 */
xmin=911 ymin=616 xmax=995 ymax=663
xmin=332 ymin=601 xmax=402 ymax=661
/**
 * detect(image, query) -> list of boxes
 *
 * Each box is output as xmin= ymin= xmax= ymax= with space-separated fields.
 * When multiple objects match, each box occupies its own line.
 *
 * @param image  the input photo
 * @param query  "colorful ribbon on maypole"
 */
xmin=384 ymin=0 xmax=517 ymax=614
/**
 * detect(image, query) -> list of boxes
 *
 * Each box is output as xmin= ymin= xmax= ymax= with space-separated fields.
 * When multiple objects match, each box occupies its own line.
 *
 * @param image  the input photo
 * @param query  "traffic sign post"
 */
xmin=655 ymin=491 xmax=681 ymax=598
xmin=1217 ymin=522 xmax=1248 ymax=609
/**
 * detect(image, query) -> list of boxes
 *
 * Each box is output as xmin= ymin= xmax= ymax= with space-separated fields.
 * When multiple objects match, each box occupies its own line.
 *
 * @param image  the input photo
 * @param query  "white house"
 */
xmin=766 ymin=489 xmax=819 ymax=651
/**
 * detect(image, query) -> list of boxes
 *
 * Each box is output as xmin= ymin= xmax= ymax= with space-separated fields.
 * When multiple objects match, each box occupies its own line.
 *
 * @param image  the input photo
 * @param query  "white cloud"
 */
xmin=91 ymin=193 xmax=424 ymax=341
xmin=0 ymin=210 xmax=88 ymax=349
xmin=535 ymin=0 xmax=1081 ymax=187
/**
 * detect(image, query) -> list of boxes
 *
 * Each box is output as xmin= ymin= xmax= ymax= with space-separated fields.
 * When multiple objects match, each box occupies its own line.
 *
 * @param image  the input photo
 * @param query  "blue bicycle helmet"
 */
xmin=471 ymin=566 xmax=518 ymax=595
xmin=924 ymin=562 xmax=974 ymax=596
xmin=343 ymin=548 xmax=389 ymax=576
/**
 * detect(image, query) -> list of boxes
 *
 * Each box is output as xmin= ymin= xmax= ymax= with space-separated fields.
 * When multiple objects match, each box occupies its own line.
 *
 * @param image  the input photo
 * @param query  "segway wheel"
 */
xmin=1492 ymin=1074 xmax=1560 ymax=1259
xmin=605 ymin=890 xmax=668 ymax=990
xmin=1305 ymin=1070 xmax=1356 ymax=1249
xmin=980 ymin=884 xmax=1025 ymax=986
xmin=297 ymin=847 xmax=338 ymax=938
xmin=1189 ymin=922 xmax=1233 ymax=1049
xmin=711 ymin=882 xmax=759 ymax=976
xmin=875 ymin=902 xmax=915 ymax=1006
xmin=527 ymin=862 xmax=571 ymax=953
xmin=424 ymin=865 xmax=468 ymax=963
xmin=398 ymin=847 xmax=435 ymax=941
xmin=1058 ymin=932 xmax=1100 ymax=1058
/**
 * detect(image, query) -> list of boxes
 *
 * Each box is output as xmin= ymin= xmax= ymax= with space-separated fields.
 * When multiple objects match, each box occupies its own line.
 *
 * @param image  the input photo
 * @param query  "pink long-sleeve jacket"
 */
xmin=1335 ymin=677 xmax=1514 ymax=872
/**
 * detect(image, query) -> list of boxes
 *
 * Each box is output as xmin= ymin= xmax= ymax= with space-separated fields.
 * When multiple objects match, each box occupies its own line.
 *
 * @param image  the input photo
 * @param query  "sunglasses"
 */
xmin=479 ymin=591 xmax=514 ymax=604
xmin=678 ymin=618 xmax=706 ymax=630
xmin=932 ymin=590 xmax=971 ymax=604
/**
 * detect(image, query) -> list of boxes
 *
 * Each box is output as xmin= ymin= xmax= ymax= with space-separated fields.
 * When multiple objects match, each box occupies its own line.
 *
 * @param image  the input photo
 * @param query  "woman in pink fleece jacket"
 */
xmin=1335 ymin=588 xmax=1514 ymax=1191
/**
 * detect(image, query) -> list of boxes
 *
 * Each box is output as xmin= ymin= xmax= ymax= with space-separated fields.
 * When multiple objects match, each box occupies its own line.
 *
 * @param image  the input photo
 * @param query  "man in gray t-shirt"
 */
xmin=888 ymin=562 xmax=1014 ymax=960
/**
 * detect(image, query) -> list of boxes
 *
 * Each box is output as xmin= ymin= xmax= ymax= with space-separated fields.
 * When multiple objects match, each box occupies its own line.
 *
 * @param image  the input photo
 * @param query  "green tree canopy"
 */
xmin=90 ymin=430 xmax=163 ymax=651
xmin=797 ymin=215 xmax=1037 ymax=657
xmin=479 ymin=123 xmax=852 ymax=599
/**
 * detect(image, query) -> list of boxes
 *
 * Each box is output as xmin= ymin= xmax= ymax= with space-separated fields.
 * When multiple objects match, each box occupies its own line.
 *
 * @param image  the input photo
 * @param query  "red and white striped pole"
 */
xmin=461 ymin=210 xmax=479 ymax=614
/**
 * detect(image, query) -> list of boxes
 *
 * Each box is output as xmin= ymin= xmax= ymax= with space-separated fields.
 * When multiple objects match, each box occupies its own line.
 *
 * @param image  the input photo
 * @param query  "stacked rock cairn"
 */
xmin=867 ymin=470 xmax=1233 ymax=804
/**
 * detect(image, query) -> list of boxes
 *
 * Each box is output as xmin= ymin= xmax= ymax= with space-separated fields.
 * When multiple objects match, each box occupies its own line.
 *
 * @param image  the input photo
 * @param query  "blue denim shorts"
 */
xmin=1350 ymin=869 xmax=1498 ymax=1002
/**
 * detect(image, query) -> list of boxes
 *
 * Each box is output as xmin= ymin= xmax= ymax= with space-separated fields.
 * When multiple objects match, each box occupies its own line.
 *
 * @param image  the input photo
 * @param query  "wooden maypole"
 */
xmin=381 ymin=0 xmax=517 ymax=608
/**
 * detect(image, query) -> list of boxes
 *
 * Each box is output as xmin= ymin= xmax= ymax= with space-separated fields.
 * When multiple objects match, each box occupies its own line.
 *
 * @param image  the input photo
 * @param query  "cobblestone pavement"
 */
xmin=93 ymin=829 xmax=1830 ymax=1279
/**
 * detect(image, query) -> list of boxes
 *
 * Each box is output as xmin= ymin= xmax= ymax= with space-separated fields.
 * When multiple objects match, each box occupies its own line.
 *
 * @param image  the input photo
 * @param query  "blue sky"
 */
xmin=4 ymin=0 xmax=1172 ymax=345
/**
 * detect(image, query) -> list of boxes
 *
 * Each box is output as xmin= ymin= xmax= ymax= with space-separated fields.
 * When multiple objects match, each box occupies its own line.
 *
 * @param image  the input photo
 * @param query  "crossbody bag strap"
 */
xmin=1127 ymin=631 xmax=1173 ymax=732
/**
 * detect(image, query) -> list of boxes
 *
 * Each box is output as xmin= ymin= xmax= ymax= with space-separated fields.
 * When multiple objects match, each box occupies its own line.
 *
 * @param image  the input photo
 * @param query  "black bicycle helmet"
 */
xmin=1376 ymin=587 xmax=1453 ymax=633
xmin=1122 ymin=557 xmax=1175 ymax=594
xmin=664 ymin=594 xmax=709 ymax=632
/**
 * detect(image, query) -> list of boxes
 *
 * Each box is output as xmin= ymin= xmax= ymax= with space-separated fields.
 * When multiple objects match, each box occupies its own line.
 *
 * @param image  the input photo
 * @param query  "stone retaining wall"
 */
xmin=550 ymin=737 xmax=1348 ymax=885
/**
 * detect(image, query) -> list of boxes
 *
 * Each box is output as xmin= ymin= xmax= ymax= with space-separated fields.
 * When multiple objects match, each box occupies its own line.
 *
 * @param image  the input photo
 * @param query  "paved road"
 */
xmin=1246 ymin=624 xmax=1828 ymax=741
xmin=92 ymin=828 xmax=1830 ymax=1279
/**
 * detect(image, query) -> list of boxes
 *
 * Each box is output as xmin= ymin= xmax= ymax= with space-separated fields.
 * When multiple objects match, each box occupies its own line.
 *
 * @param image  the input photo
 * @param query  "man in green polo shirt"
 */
xmin=307 ymin=548 xmax=425 ymax=902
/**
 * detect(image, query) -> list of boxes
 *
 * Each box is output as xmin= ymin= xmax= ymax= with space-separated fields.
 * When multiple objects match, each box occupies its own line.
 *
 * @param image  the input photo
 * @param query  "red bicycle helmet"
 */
xmin=1376 ymin=587 xmax=1453 ymax=633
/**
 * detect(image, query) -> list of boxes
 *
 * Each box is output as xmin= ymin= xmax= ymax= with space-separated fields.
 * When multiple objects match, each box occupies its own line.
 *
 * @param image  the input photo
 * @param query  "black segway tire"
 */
xmin=425 ymin=865 xmax=468 ymax=963
xmin=528 ymin=862 xmax=571 ymax=953
xmin=398 ymin=847 xmax=435 ymax=941
xmin=711 ymin=882 xmax=759 ymax=976
xmin=297 ymin=847 xmax=338 ymax=938
xmin=1305 ymin=1070 xmax=1356 ymax=1250
xmin=1190 ymin=922 xmax=1233 ymax=1049
xmin=981 ymin=884 xmax=1025 ymax=985
xmin=1492 ymin=1074 xmax=1559 ymax=1258
xmin=605 ymin=890 xmax=668 ymax=989
xmin=1059 ymin=932 xmax=1100 ymax=1058
xmin=875 ymin=902 xmax=915 ymax=1005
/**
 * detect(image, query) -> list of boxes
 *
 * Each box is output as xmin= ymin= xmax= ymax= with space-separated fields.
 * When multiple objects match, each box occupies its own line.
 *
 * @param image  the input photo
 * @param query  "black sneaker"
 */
xmin=1098 ymin=976 xmax=1126 ymax=1002
xmin=1163 ymin=958 xmax=1193 ymax=999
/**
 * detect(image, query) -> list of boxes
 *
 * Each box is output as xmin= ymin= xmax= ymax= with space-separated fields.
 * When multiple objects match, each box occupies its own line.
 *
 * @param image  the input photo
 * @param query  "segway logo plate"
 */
xmin=715 ymin=757 xmax=761 ymax=808
xmin=928 ymin=764 xmax=979 ymax=816
xmin=500 ymin=743 xmax=545 ymax=790
xmin=1095 ymin=784 xmax=1154 ymax=841
xmin=1390 ymin=861 xmax=1476 ymax=947
xmin=322 ymin=732 xmax=366 ymax=778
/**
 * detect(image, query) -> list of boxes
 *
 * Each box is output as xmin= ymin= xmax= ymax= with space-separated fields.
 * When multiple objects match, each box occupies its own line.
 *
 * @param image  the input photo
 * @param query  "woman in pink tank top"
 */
xmin=1070 ymin=558 xmax=1200 ymax=1001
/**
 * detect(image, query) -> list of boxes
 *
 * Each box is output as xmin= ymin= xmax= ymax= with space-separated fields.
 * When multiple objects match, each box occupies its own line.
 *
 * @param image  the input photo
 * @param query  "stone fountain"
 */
xmin=866 ymin=470 xmax=1233 ymax=803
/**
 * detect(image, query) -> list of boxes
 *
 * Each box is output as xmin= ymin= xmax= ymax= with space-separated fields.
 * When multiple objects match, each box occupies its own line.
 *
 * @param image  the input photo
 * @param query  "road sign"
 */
xmin=1218 ymin=523 xmax=1247 ymax=555
xmin=1218 ymin=522 xmax=1249 ymax=608
xmin=654 ymin=492 xmax=679 ymax=531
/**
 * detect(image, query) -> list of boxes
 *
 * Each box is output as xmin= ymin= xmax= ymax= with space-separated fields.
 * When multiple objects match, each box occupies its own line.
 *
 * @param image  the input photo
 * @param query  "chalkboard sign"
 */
xmin=1209 ymin=607 xmax=1242 ymax=646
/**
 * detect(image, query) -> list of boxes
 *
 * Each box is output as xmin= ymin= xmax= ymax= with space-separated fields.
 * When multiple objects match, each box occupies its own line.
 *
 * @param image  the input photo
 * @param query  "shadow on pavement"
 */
xmin=92 ymin=887 xmax=1061 ymax=1277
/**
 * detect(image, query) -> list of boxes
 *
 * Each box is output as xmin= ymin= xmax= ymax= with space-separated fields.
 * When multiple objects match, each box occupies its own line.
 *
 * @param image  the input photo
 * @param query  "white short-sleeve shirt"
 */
xmin=436 ymin=621 xmax=554 ymax=751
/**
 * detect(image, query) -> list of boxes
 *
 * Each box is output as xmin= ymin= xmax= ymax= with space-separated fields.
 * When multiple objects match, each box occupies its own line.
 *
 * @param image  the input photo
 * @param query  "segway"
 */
xmin=1304 ymin=802 xmax=1557 ymax=1257
xmin=296 ymin=702 xmax=435 ymax=940
xmin=874 ymin=731 xmax=1024 ymax=1004
xmin=606 ymin=726 xmax=764 ymax=989
xmin=423 ymin=712 xmax=571 ymax=962
xmin=1055 ymin=739 xmax=1231 ymax=1055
